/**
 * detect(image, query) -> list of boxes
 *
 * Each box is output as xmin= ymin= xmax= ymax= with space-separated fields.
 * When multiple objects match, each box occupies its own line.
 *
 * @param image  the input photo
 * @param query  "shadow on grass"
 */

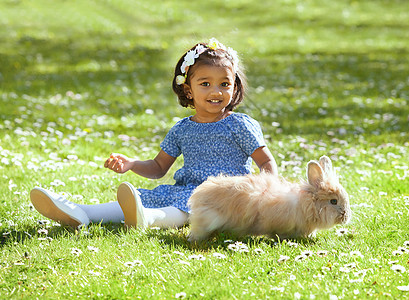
xmin=1 ymin=34 xmax=408 ymax=141
xmin=0 ymin=222 xmax=125 ymax=248
xmin=144 ymin=226 xmax=317 ymax=252
xmin=245 ymin=50 xmax=409 ymax=139
xmin=0 ymin=35 xmax=183 ymax=140
xmin=0 ymin=34 xmax=171 ymax=111
xmin=1 ymin=222 xmax=316 ymax=252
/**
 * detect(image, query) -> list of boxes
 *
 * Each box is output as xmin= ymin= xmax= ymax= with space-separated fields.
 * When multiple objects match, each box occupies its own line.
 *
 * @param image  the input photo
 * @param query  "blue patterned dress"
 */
xmin=138 ymin=113 xmax=266 ymax=212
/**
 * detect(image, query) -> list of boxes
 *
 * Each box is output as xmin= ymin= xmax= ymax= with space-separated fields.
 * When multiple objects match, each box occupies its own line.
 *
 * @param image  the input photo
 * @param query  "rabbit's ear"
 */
xmin=307 ymin=161 xmax=324 ymax=188
xmin=319 ymin=155 xmax=333 ymax=175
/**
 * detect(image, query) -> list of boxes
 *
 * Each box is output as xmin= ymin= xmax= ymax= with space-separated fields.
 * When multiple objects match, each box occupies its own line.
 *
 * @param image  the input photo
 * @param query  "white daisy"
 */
xmin=88 ymin=270 xmax=101 ymax=276
xmin=397 ymin=285 xmax=409 ymax=291
xmin=188 ymin=254 xmax=206 ymax=261
xmin=335 ymin=228 xmax=348 ymax=236
xmin=71 ymin=248 xmax=82 ymax=256
xmin=294 ymin=255 xmax=306 ymax=262
xmin=277 ymin=255 xmax=290 ymax=263
xmin=344 ymin=262 xmax=357 ymax=269
xmin=253 ymin=248 xmax=265 ymax=255
xmin=301 ymin=250 xmax=314 ymax=257
xmin=227 ymin=242 xmax=249 ymax=253
xmin=212 ymin=252 xmax=226 ymax=259
xmin=178 ymin=259 xmax=191 ymax=266
xmin=87 ymin=246 xmax=99 ymax=253
xmin=175 ymin=292 xmax=187 ymax=299
xmin=349 ymin=250 xmax=363 ymax=258
xmin=287 ymin=241 xmax=299 ymax=247
xmin=391 ymin=265 xmax=406 ymax=273
xmin=124 ymin=261 xmax=135 ymax=268
xmin=37 ymin=228 xmax=48 ymax=235
xmin=398 ymin=247 xmax=408 ymax=253
xmin=317 ymin=250 xmax=328 ymax=257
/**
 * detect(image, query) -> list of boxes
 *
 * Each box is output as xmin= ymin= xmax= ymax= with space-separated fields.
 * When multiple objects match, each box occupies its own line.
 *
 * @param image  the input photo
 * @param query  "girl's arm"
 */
xmin=251 ymin=146 xmax=278 ymax=175
xmin=104 ymin=150 xmax=176 ymax=179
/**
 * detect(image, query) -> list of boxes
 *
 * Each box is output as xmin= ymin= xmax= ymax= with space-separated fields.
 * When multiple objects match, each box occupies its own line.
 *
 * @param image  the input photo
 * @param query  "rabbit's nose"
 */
xmin=341 ymin=210 xmax=352 ymax=223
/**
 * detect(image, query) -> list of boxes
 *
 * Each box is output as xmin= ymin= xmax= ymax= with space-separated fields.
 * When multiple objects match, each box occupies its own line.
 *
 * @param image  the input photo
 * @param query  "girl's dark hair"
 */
xmin=172 ymin=42 xmax=247 ymax=111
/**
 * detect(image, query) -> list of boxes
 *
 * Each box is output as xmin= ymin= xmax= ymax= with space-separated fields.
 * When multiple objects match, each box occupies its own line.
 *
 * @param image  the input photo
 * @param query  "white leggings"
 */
xmin=78 ymin=202 xmax=189 ymax=228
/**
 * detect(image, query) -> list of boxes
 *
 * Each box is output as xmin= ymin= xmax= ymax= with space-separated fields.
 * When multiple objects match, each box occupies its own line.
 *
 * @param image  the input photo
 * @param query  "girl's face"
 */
xmin=186 ymin=64 xmax=235 ymax=122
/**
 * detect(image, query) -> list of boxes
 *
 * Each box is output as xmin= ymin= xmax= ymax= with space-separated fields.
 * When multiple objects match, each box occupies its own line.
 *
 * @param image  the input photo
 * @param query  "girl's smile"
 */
xmin=186 ymin=64 xmax=236 ymax=123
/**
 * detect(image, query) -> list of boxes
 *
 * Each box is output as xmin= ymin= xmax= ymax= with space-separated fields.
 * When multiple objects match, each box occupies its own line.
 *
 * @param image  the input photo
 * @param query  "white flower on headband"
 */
xmin=180 ymin=50 xmax=195 ymax=73
xmin=175 ymin=75 xmax=186 ymax=85
xmin=210 ymin=38 xmax=231 ymax=51
xmin=209 ymin=38 xmax=222 ymax=50
xmin=195 ymin=44 xmax=207 ymax=56
xmin=180 ymin=45 xmax=207 ymax=74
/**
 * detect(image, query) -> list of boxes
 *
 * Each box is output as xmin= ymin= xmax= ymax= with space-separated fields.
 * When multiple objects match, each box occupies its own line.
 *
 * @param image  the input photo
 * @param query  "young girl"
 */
xmin=30 ymin=38 xmax=278 ymax=229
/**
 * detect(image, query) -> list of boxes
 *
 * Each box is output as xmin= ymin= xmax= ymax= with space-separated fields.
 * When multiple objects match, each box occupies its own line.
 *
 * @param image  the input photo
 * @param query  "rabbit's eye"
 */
xmin=330 ymin=199 xmax=338 ymax=205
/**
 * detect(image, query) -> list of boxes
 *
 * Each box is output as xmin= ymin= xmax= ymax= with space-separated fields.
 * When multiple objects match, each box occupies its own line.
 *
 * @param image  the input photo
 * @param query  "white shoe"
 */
xmin=30 ymin=187 xmax=90 ymax=228
xmin=117 ymin=182 xmax=147 ymax=228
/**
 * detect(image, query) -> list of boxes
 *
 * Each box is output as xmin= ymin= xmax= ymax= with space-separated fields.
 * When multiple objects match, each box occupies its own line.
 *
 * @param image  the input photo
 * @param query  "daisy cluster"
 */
xmin=1 ymin=66 xmax=408 ymax=300
xmin=271 ymin=135 xmax=409 ymax=181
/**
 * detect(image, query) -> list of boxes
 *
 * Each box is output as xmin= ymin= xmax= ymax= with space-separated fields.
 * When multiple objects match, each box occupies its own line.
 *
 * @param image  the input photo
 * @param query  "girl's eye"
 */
xmin=330 ymin=199 xmax=338 ymax=205
xmin=221 ymin=82 xmax=230 ymax=87
xmin=201 ymin=82 xmax=210 ymax=87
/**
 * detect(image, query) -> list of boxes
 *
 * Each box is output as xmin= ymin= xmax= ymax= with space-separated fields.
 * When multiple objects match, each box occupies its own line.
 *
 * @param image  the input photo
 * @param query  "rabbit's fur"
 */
xmin=188 ymin=156 xmax=351 ymax=241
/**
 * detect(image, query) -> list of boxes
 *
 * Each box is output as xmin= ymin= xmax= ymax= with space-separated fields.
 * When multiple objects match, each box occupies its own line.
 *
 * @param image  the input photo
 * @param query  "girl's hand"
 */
xmin=104 ymin=153 xmax=135 ymax=174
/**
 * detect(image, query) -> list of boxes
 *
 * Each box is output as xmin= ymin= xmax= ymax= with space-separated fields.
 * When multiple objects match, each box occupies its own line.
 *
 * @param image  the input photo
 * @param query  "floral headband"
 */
xmin=175 ymin=38 xmax=239 ymax=85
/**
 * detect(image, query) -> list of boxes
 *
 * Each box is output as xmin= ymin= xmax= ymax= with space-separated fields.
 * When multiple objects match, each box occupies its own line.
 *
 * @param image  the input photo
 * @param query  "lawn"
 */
xmin=1 ymin=0 xmax=408 ymax=298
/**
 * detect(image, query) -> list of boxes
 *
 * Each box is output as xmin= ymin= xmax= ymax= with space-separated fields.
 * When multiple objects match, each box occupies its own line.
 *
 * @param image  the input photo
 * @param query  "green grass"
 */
xmin=1 ymin=0 xmax=409 ymax=298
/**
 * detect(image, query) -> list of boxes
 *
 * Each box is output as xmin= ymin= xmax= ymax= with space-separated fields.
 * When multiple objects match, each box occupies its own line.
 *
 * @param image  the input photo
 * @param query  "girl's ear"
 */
xmin=183 ymin=84 xmax=192 ymax=99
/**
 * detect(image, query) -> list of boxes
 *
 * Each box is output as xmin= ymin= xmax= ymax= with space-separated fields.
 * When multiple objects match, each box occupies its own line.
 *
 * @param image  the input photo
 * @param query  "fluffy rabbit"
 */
xmin=188 ymin=156 xmax=351 ymax=241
